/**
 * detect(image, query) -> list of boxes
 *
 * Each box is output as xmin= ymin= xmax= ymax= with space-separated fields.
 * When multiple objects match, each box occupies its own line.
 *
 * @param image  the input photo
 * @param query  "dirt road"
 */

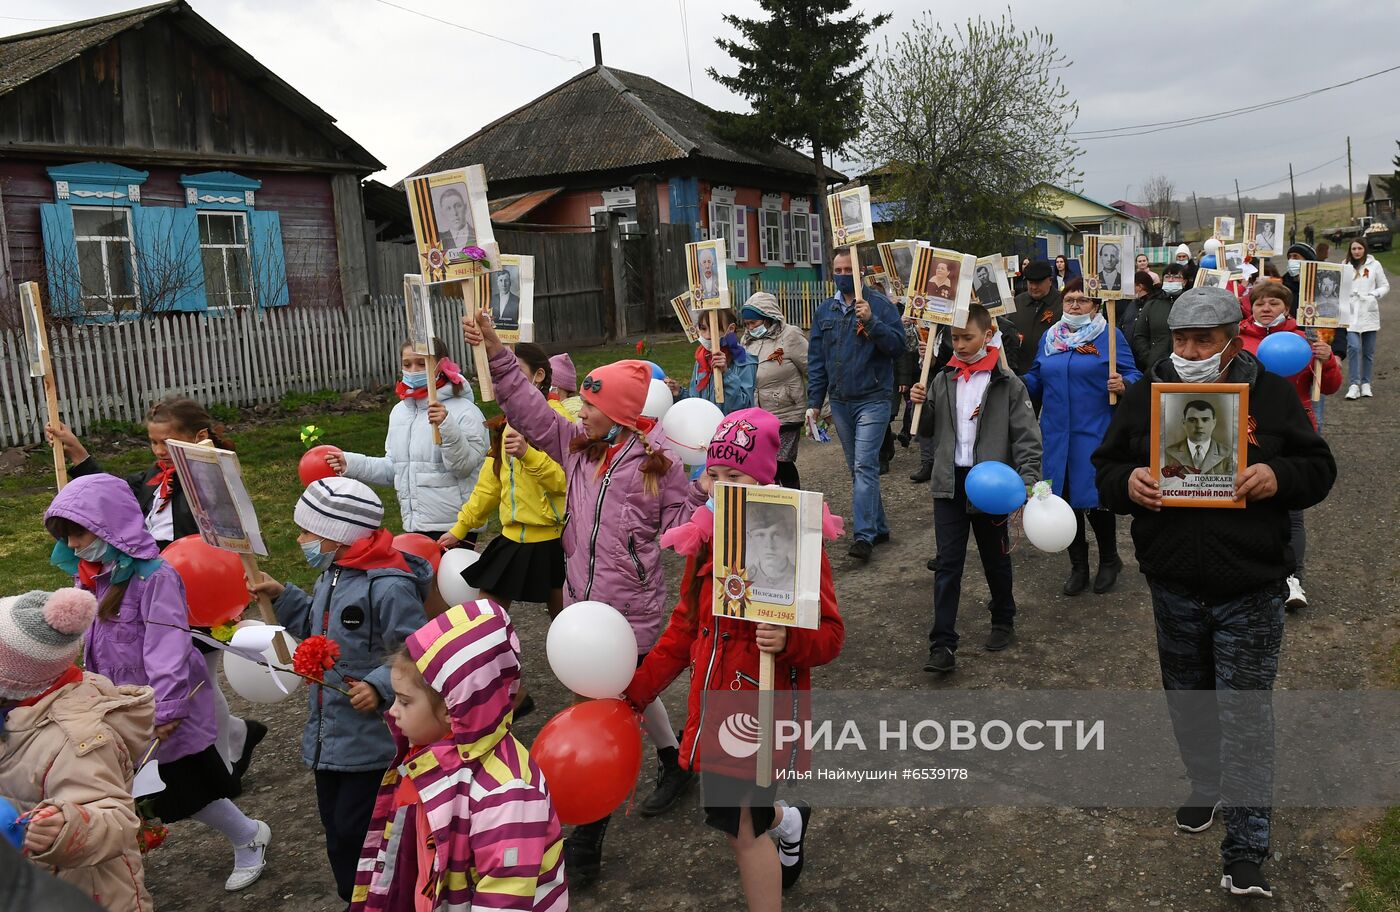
xmin=147 ymin=346 xmax=1395 ymax=912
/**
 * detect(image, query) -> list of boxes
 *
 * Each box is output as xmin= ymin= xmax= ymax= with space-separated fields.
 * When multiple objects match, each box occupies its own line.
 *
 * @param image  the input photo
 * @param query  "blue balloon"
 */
xmin=1256 ymin=331 xmax=1313 ymax=377
xmin=646 ymin=361 xmax=666 ymax=380
xmin=965 ymin=461 xmax=1027 ymax=514
xmin=0 ymin=798 xmax=25 ymax=849
xmin=1200 ymin=254 xmax=1217 ymax=269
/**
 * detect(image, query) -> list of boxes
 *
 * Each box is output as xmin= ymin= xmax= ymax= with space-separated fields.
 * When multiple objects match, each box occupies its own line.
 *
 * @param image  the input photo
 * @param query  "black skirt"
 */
xmin=463 ymin=536 xmax=565 ymax=604
xmin=148 ymin=743 xmax=238 ymax=823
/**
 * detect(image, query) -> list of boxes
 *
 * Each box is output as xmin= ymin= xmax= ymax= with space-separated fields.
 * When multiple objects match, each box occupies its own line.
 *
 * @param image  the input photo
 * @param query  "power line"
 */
xmin=678 ymin=0 xmax=696 ymax=97
xmin=1072 ymin=63 xmax=1400 ymax=140
xmin=368 ymin=0 xmax=584 ymax=67
xmin=1196 ymin=155 xmax=1347 ymax=201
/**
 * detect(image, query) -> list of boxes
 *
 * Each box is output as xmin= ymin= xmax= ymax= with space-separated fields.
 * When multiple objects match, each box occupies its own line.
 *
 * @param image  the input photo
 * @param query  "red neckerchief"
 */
xmin=78 ymin=559 xmax=105 ymax=589
xmin=396 ymin=374 xmax=450 ymax=400
xmin=952 ymin=347 xmax=1000 ymax=382
xmin=147 ymin=460 xmax=176 ymax=509
xmin=15 ymin=665 xmax=83 ymax=708
xmin=337 ymin=527 xmax=411 ymax=573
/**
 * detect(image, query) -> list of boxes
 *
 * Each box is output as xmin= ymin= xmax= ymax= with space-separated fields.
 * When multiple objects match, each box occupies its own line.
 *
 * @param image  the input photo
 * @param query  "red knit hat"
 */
xmin=580 ymin=359 xmax=650 ymax=429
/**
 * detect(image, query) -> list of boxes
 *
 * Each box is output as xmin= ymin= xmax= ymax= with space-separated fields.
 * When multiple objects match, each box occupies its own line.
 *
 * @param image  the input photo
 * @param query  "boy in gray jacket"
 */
xmin=909 ymin=304 xmax=1042 ymax=673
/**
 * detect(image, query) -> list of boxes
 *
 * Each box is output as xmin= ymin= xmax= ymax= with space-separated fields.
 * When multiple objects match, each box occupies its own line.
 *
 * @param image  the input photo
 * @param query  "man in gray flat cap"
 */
xmin=1092 ymin=286 xmax=1336 ymax=900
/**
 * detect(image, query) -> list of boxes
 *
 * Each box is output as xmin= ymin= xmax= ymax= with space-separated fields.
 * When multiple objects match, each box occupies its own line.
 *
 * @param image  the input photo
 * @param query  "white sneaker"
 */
xmin=225 ymin=820 xmax=271 ymax=892
xmin=1285 ymin=576 xmax=1307 ymax=612
xmin=1345 ymin=384 xmax=1361 ymax=400
xmin=1362 ymin=383 xmax=1373 ymax=398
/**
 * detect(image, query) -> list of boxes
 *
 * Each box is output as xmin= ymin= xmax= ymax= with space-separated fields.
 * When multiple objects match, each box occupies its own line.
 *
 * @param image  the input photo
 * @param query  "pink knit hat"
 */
xmin=706 ymin=408 xmax=780 ymax=485
xmin=0 ymin=588 xmax=97 ymax=700
xmin=549 ymin=353 xmax=577 ymax=394
xmin=580 ymin=360 xmax=650 ymax=429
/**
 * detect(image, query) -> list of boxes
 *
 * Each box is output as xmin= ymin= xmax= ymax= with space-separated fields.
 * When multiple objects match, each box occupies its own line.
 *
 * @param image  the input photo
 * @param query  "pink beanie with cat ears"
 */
xmin=0 ymin=588 xmax=96 ymax=700
xmin=706 ymin=408 xmax=780 ymax=485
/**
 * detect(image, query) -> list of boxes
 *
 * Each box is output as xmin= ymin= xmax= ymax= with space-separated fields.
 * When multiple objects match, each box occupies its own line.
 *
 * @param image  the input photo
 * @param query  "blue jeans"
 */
xmin=1347 ymin=330 xmax=1376 ymax=385
xmin=828 ymin=395 xmax=891 ymax=543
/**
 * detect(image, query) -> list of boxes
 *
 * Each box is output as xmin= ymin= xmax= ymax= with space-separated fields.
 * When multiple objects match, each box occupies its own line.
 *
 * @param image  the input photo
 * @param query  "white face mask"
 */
xmin=747 ymin=324 xmax=768 ymax=339
xmin=1255 ymin=311 xmax=1287 ymax=329
xmin=1061 ymin=311 xmax=1093 ymax=328
xmin=1170 ymin=349 xmax=1226 ymax=383
xmin=1162 ymin=281 xmax=1184 ymax=295
xmin=699 ymin=336 xmax=715 ymax=352
xmin=1287 ymin=259 xmax=1302 ymax=276
xmin=75 ymin=537 xmax=110 ymax=563
xmin=955 ymin=345 xmax=989 ymax=364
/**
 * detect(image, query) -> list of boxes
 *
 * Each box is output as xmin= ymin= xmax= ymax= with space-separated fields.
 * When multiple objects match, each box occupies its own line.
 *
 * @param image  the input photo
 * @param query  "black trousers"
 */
xmin=314 ymin=768 xmax=386 ymax=901
xmin=928 ymin=468 xmax=1016 ymax=651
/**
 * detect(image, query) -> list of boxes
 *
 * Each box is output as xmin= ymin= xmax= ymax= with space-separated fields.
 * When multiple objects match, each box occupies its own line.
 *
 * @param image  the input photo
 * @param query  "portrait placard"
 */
xmin=907 ymin=245 xmax=974 ymax=327
xmin=686 ymin=238 xmax=730 ymax=312
xmin=1192 ymin=267 xmax=1231 ymax=289
xmin=1299 ymin=261 xmax=1343 ymax=328
xmin=1214 ymin=216 xmax=1236 ymax=241
xmin=403 ymin=274 xmax=434 ymax=356
xmin=970 ymin=254 xmax=1013 ymax=317
xmin=670 ymin=293 xmax=700 ymax=343
xmin=18 ymin=281 xmax=46 ymax=378
xmin=1150 ymin=382 xmax=1248 ymax=509
xmin=1221 ymin=243 xmax=1246 ymax=280
xmin=825 ymin=185 xmax=873 ymax=248
xmin=167 ymin=440 xmax=268 ymax=554
xmin=711 ymin=482 xmax=824 ymax=630
xmin=1081 ymin=234 xmax=1135 ymax=301
xmin=404 ymin=165 xmax=499 ymax=284
xmin=488 ymin=254 xmax=535 ymax=344
xmin=877 ymin=240 xmax=919 ymax=303
xmin=1004 ymin=255 xmax=1022 ymax=277
xmin=1244 ymin=213 xmax=1285 ymax=258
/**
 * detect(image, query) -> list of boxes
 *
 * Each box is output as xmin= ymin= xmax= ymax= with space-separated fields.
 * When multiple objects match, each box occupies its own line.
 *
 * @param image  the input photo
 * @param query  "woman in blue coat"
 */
xmin=1023 ymin=288 xmax=1141 ymax=596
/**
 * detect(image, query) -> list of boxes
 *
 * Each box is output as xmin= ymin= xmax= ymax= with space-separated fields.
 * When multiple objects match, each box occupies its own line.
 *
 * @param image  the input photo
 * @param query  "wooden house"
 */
xmin=1365 ymin=174 xmax=1395 ymax=225
xmin=0 ymin=1 xmax=383 ymax=320
xmin=1031 ymin=183 xmax=1145 ymax=251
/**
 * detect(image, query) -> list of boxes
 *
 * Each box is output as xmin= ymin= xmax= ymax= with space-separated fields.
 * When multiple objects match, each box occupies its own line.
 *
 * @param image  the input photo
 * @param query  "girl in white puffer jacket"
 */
xmin=331 ymin=337 xmax=489 ymax=540
xmin=1340 ymin=240 xmax=1390 ymax=399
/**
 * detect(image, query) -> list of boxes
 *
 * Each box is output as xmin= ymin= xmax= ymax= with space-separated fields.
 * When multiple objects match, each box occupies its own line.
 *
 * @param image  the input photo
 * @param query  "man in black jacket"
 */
xmin=1005 ymin=260 xmax=1061 ymax=374
xmin=1093 ymin=286 xmax=1337 ymax=900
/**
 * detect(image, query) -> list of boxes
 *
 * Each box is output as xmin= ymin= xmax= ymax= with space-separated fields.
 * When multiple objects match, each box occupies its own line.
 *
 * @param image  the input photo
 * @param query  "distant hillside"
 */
xmin=1183 ymin=197 xmax=1364 ymax=244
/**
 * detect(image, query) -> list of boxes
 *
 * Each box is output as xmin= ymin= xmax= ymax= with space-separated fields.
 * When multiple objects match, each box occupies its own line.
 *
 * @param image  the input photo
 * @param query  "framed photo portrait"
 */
xmin=907 ymin=245 xmax=974 ymax=327
xmin=711 ymin=482 xmax=824 ymax=629
xmin=1193 ymin=267 xmax=1231 ymax=289
xmin=167 ymin=440 xmax=268 ymax=554
xmin=970 ymin=254 xmax=1013 ymax=317
xmin=18 ymin=281 xmax=47 ymax=378
xmin=1214 ymin=216 xmax=1236 ymax=241
xmin=1245 ymin=213 xmax=1285 ymax=258
xmin=1300 ymin=261 xmax=1343 ymax=327
xmin=1150 ymin=383 xmax=1248 ymax=509
xmin=670 ymin=292 xmax=700 ymax=343
xmin=825 ymin=185 xmax=873 ymax=248
xmin=686 ymin=238 xmax=730 ymax=312
xmin=877 ymin=240 xmax=918 ymax=302
xmin=403 ymin=274 xmax=434 ymax=356
xmin=488 ymin=254 xmax=534 ymax=344
xmin=1221 ymin=243 xmax=1246 ymax=280
xmin=404 ymin=164 xmax=499 ymax=284
xmin=1005 ymin=255 xmax=1022 ymax=277
xmin=1081 ymin=234 xmax=1135 ymax=301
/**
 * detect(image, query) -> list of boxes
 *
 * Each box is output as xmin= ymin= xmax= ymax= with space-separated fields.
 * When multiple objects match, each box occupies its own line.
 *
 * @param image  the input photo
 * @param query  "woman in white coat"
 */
xmin=1341 ymin=239 xmax=1390 ymax=399
xmin=328 ymin=337 xmax=489 ymax=540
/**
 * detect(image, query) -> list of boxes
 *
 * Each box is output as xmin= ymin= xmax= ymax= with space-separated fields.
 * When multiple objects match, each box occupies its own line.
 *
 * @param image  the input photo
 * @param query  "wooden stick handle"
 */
xmin=43 ymin=372 xmax=67 ymax=489
xmin=464 ymin=280 xmax=494 ymax=402
xmin=424 ymin=354 xmax=443 ymax=445
xmin=910 ymin=325 xmax=938 ymax=430
xmin=755 ymin=649 xmax=775 ymax=788
xmin=239 ymin=553 xmax=291 ymax=664
xmin=850 ymin=244 xmax=864 ymax=304
xmin=1311 ymin=360 xmax=1322 ymax=402
xmin=710 ymin=310 xmax=725 ymax=405
xmin=990 ymin=316 xmax=1009 ymax=370
xmin=1106 ymin=300 xmax=1118 ymax=405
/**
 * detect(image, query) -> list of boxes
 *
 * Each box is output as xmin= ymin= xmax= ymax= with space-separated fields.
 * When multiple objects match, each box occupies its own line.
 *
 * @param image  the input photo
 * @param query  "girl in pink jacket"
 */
xmin=463 ymin=313 xmax=706 ymax=885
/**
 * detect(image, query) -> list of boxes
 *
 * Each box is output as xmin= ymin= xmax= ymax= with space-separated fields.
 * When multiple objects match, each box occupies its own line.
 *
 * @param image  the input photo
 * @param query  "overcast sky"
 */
xmin=6 ymin=0 xmax=1398 ymax=205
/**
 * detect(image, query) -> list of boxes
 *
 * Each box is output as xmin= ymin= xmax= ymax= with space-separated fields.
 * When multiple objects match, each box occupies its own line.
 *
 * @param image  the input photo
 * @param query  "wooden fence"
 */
xmin=0 ymin=298 xmax=482 ymax=447
xmin=722 ymin=278 xmax=834 ymax=329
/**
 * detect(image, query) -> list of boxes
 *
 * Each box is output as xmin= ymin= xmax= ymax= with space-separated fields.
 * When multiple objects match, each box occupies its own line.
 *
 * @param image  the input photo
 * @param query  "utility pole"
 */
xmin=1288 ymin=162 xmax=1298 ymax=228
xmin=1192 ymin=191 xmax=1202 ymax=235
xmin=1234 ymin=179 xmax=1244 ymax=225
xmin=1347 ymin=135 xmax=1355 ymax=220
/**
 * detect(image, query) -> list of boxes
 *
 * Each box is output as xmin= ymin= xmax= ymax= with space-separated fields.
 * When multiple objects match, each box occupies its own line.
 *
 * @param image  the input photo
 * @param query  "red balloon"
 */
xmin=298 ymin=445 xmax=343 ymax=486
xmin=393 ymin=533 xmax=442 ymax=573
xmin=162 ymin=536 xmax=250 ymax=627
xmin=531 ymin=699 xmax=642 ymax=825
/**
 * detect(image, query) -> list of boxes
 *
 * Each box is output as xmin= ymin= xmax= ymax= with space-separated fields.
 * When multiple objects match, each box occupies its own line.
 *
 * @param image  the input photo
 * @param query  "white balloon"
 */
xmin=438 ymin=548 xmax=482 ymax=607
xmin=546 ymin=600 xmax=638 ymax=699
xmin=1022 ymin=490 xmax=1077 ymax=553
xmin=223 ymin=620 xmax=302 ymax=704
xmin=661 ymin=397 xmax=724 ymax=463
xmin=642 ymin=379 xmax=674 ymax=421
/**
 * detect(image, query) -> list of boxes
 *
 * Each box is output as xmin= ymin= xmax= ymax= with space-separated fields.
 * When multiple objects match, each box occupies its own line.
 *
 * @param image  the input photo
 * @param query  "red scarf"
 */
xmin=147 ymin=459 xmax=176 ymax=509
xmin=395 ymin=359 xmax=466 ymax=400
xmin=694 ymin=338 xmax=745 ymax=393
xmin=78 ymin=559 xmax=105 ymax=590
xmin=952 ymin=347 xmax=1000 ymax=382
xmin=337 ymin=527 xmax=411 ymax=573
xmin=15 ymin=665 xmax=83 ymax=708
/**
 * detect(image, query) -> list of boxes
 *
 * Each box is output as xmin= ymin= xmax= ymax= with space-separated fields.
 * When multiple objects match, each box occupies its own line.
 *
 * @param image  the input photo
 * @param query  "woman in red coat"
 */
xmin=1237 ymin=281 xmax=1340 ymax=613
xmin=625 ymin=408 xmax=844 ymax=911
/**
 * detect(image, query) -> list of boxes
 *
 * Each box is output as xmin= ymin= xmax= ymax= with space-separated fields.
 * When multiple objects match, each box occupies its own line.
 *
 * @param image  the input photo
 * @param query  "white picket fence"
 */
xmin=0 ymin=299 xmax=479 ymax=447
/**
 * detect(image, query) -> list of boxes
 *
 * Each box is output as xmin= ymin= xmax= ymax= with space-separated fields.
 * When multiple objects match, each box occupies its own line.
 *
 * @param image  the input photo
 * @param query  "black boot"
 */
xmin=564 ymin=815 xmax=610 ymax=889
xmin=910 ymin=462 xmax=932 ymax=483
xmin=639 ymin=746 xmax=695 ymax=817
xmin=1089 ymin=510 xmax=1122 ymax=593
xmin=1063 ymin=516 xmax=1090 ymax=596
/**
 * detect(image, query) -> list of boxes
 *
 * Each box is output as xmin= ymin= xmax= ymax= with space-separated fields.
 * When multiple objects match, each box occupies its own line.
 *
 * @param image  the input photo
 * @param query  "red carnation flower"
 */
xmin=137 ymin=819 xmax=169 ymax=854
xmin=293 ymin=635 xmax=342 ymax=684
xmin=636 ymin=340 xmax=645 ymax=354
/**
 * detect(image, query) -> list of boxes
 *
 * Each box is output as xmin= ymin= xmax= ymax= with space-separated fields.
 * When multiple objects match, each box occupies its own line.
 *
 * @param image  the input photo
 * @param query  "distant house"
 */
xmin=0 ymin=1 xmax=383 ymax=320
xmin=1031 ymin=184 xmax=1145 ymax=250
xmin=400 ymin=44 xmax=844 ymax=285
xmin=1365 ymin=174 xmax=1395 ymax=224
xmin=1110 ymin=200 xmax=1179 ymax=247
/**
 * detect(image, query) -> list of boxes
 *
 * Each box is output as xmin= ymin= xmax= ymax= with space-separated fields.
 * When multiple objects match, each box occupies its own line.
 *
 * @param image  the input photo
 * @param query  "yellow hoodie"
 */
xmin=448 ymin=400 xmax=568 ymax=543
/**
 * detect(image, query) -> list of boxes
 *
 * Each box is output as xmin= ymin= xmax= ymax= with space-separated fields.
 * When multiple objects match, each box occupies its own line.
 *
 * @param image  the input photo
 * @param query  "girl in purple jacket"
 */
xmin=44 ymin=474 xmax=271 ymax=893
xmin=464 ymin=313 xmax=706 ymax=887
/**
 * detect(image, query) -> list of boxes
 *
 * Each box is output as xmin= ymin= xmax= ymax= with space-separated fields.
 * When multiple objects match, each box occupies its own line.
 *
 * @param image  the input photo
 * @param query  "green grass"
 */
xmin=1352 ymin=807 xmax=1400 ymax=911
xmin=0 ymin=338 xmax=698 ymax=596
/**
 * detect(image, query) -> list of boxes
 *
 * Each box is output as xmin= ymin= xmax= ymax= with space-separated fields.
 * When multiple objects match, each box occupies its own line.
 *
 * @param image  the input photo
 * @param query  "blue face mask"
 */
xmin=75 ymin=537 xmax=114 ymax=564
xmin=301 ymin=538 xmax=334 ymax=571
xmin=402 ymin=370 xmax=428 ymax=389
xmin=747 ymin=324 xmax=768 ymax=339
xmin=602 ymin=424 xmax=622 ymax=444
xmin=834 ymin=274 xmax=856 ymax=296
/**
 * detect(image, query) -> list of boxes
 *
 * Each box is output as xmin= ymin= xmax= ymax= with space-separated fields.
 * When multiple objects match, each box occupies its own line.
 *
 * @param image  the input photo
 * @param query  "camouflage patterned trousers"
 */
xmin=1149 ymin=580 xmax=1286 ymax=866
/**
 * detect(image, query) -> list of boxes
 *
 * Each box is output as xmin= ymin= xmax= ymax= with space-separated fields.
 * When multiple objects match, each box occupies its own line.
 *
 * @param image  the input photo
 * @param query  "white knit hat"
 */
xmin=294 ymin=477 xmax=383 ymax=544
xmin=1175 ymin=243 xmax=1191 ymax=259
xmin=0 ymin=589 xmax=97 ymax=700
